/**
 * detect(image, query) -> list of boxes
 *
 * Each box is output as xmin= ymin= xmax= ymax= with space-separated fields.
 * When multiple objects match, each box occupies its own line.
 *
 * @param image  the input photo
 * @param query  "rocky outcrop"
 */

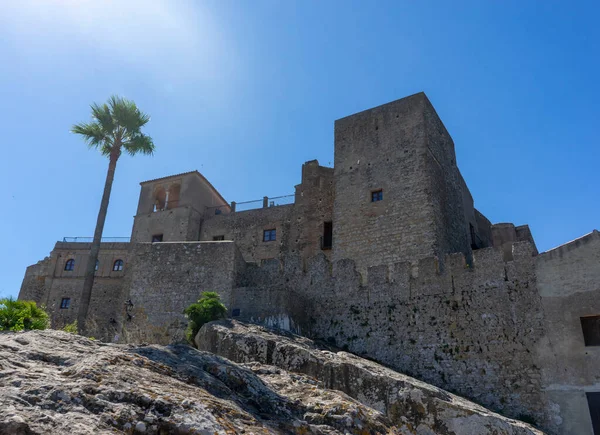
xmin=0 ymin=324 xmax=543 ymax=435
xmin=196 ymin=320 xmax=545 ymax=434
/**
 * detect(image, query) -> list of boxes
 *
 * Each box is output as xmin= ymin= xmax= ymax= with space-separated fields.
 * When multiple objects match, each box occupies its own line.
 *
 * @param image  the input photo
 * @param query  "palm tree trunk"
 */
xmin=77 ymin=150 xmax=119 ymax=334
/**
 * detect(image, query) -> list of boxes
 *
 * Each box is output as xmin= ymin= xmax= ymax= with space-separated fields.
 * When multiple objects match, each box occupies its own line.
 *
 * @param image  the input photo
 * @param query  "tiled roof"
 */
xmin=139 ymin=171 xmax=200 ymax=185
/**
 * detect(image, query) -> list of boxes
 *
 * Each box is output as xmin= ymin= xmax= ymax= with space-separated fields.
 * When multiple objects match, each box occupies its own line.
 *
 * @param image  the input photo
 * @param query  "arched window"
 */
xmin=64 ymin=259 xmax=75 ymax=271
xmin=153 ymin=186 xmax=166 ymax=212
xmin=113 ymin=259 xmax=124 ymax=271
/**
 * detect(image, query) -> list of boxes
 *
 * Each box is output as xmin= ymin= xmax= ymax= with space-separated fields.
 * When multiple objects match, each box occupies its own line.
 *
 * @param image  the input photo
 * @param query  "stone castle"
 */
xmin=19 ymin=92 xmax=600 ymax=434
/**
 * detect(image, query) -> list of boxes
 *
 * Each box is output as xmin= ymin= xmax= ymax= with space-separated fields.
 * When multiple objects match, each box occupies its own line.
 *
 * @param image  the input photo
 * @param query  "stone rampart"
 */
xmin=18 ymin=258 xmax=51 ymax=303
xmin=230 ymin=241 xmax=556 ymax=431
xmin=124 ymin=241 xmax=246 ymax=343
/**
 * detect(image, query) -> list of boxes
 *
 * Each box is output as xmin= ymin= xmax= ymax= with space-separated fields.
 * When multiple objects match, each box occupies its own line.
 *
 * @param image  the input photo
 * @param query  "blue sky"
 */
xmin=1 ymin=0 xmax=598 ymax=298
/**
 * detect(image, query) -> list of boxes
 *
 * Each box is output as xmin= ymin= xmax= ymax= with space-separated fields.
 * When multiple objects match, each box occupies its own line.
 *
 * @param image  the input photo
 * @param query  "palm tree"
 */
xmin=72 ymin=95 xmax=154 ymax=334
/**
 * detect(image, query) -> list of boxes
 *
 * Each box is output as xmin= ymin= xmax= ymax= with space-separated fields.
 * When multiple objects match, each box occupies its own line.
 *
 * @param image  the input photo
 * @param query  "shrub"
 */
xmin=62 ymin=320 xmax=78 ymax=334
xmin=184 ymin=292 xmax=227 ymax=345
xmin=0 ymin=298 xmax=49 ymax=332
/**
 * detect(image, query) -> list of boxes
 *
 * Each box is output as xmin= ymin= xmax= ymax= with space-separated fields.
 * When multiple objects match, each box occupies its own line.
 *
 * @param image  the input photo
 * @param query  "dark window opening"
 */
xmin=263 ymin=229 xmax=276 ymax=242
xmin=581 ymin=316 xmax=600 ymax=346
xmin=213 ymin=235 xmax=225 ymax=241
xmin=470 ymin=223 xmax=478 ymax=250
xmin=64 ymin=259 xmax=75 ymax=271
xmin=152 ymin=234 xmax=163 ymax=243
xmin=95 ymin=260 xmax=99 ymax=271
xmin=371 ymin=189 xmax=383 ymax=202
xmin=60 ymin=298 xmax=71 ymax=309
xmin=587 ymin=392 xmax=600 ymax=435
xmin=113 ymin=259 xmax=124 ymax=271
xmin=321 ymin=221 xmax=332 ymax=250
xmin=232 ymin=308 xmax=241 ymax=317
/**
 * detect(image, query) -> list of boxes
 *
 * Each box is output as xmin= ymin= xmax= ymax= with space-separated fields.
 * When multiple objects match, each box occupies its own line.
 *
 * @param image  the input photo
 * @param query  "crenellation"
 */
xmin=366 ymin=264 xmax=389 ymax=285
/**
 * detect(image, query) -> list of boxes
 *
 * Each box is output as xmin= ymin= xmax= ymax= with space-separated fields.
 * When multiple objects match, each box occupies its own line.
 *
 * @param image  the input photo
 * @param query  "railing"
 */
xmin=268 ymin=194 xmax=295 ymax=207
xmin=62 ymin=237 xmax=131 ymax=243
xmin=205 ymin=194 xmax=295 ymax=216
xmin=234 ymin=199 xmax=264 ymax=212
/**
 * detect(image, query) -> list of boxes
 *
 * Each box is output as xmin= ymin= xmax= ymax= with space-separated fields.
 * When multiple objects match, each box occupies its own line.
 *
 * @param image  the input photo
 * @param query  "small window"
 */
xmin=60 ymin=298 xmax=71 ymax=309
xmin=587 ymin=392 xmax=600 ymax=435
xmin=371 ymin=189 xmax=383 ymax=202
xmin=470 ymin=223 xmax=478 ymax=250
xmin=232 ymin=308 xmax=241 ymax=317
xmin=95 ymin=260 xmax=99 ymax=271
xmin=213 ymin=235 xmax=225 ymax=241
xmin=152 ymin=234 xmax=163 ymax=243
xmin=322 ymin=221 xmax=332 ymax=250
xmin=263 ymin=229 xmax=276 ymax=242
xmin=581 ymin=316 xmax=600 ymax=346
xmin=113 ymin=259 xmax=124 ymax=271
xmin=64 ymin=259 xmax=75 ymax=271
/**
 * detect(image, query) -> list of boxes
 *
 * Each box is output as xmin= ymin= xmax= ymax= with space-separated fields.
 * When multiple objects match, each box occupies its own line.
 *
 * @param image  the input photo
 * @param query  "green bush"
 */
xmin=62 ymin=320 xmax=78 ymax=334
xmin=184 ymin=292 xmax=227 ymax=345
xmin=0 ymin=298 xmax=49 ymax=332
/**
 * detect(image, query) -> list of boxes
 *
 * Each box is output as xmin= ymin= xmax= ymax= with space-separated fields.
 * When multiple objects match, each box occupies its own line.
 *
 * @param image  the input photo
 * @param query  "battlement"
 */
xmin=237 ymin=240 xmax=537 ymax=301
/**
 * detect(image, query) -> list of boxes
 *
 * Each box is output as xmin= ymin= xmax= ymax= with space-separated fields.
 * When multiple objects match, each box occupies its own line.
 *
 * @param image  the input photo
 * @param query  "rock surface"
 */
xmin=197 ymin=320 xmax=545 ymax=435
xmin=0 ymin=324 xmax=543 ymax=434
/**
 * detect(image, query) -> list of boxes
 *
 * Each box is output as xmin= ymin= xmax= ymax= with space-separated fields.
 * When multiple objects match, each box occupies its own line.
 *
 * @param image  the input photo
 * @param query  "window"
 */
xmin=322 ymin=221 xmax=332 ymax=250
xmin=113 ymin=259 xmax=124 ymax=271
xmin=263 ymin=229 xmax=276 ymax=242
xmin=60 ymin=298 xmax=71 ymax=309
xmin=95 ymin=260 xmax=99 ymax=271
xmin=587 ymin=392 xmax=600 ymax=435
xmin=213 ymin=235 xmax=225 ymax=241
xmin=152 ymin=234 xmax=163 ymax=243
xmin=371 ymin=189 xmax=383 ymax=202
xmin=232 ymin=308 xmax=241 ymax=317
xmin=470 ymin=223 xmax=478 ymax=250
xmin=581 ymin=315 xmax=600 ymax=346
xmin=64 ymin=259 xmax=75 ymax=271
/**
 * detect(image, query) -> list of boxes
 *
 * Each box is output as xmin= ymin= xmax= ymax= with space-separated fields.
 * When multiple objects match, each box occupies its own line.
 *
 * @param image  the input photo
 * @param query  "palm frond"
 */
xmin=109 ymin=95 xmax=150 ymax=134
xmin=73 ymin=95 xmax=154 ymax=159
xmin=123 ymin=133 xmax=155 ymax=156
xmin=71 ymin=122 xmax=107 ymax=148
xmin=90 ymin=102 xmax=115 ymax=134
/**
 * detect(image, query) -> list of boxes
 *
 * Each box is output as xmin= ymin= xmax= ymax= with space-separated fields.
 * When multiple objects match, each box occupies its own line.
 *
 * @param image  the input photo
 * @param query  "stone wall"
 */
xmin=124 ymin=241 xmax=246 ymax=343
xmin=292 ymin=160 xmax=335 ymax=261
xmin=131 ymin=205 xmax=203 ymax=243
xmin=535 ymin=230 xmax=600 ymax=435
xmin=18 ymin=242 xmax=130 ymax=337
xmin=199 ymin=205 xmax=295 ymax=264
xmin=229 ymin=242 xmax=558 ymax=432
xmin=199 ymin=160 xmax=334 ymax=265
xmin=423 ymin=96 xmax=472 ymax=260
xmin=332 ymin=93 xmax=469 ymax=274
xmin=18 ymin=258 xmax=51 ymax=303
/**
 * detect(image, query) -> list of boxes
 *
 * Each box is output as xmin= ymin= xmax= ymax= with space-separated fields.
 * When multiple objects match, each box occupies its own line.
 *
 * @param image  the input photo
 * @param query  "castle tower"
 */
xmin=332 ymin=92 xmax=471 ymax=272
xmin=131 ymin=171 xmax=229 ymax=243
